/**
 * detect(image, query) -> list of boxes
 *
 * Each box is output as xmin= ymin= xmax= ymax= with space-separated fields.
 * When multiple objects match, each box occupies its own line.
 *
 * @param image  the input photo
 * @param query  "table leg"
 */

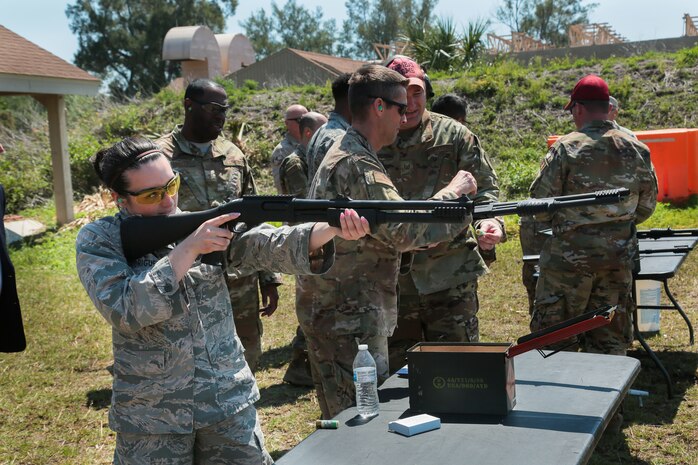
xmin=633 ymin=280 xmax=673 ymax=399
xmin=663 ymin=280 xmax=694 ymax=345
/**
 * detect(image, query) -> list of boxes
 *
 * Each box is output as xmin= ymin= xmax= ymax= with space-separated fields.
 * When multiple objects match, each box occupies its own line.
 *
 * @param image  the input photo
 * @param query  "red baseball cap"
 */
xmin=564 ymin=75 xmax=609 ymax=110
xmin=386 ymin=55 xmax=426 ymax=90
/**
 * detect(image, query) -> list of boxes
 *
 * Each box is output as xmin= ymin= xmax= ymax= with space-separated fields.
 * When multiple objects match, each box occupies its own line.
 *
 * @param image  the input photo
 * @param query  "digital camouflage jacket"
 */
xmin=76 ymin=215 xmax=334 ymax=434
xmin=156 ymin=126 xmax=281 ymax=313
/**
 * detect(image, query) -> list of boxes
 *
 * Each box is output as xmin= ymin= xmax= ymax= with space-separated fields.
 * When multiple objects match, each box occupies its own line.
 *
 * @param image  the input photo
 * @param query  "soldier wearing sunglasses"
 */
xmin=378 ymin=56 xmax=506 ymax=373
xmin=301 ymin=64 xmax=478 ymax=419
xmin=156 ymin=79 xmax=281 ymax=372
xmin=76 ymin=136 xmax=370 ymax=464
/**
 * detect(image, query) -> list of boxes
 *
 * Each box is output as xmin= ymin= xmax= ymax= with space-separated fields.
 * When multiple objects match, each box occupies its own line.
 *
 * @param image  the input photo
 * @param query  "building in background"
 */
xmin=227 ymin=48 xmax=367 ymax=88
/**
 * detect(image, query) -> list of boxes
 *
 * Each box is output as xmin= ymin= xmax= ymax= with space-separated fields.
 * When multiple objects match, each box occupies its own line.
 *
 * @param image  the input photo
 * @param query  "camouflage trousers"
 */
xmin=228 ymin=276 xmax=263 ymax=372
xmin=521 ymin=262 xmax=538 ymax=316
xmin=113 ymin=405 xmax=273 ymax=465
xmin=388 ymin=279 xmax=479 ymax=373
xmin=291 ymin=279 xmax=309 ymax=352
xmin=519 ymin=219 xmax=550 ymax=315
xmin=305 ymin=333 xmax=389 ymax=420
xmin=290 ymin=324 xmax=307 ymax=351
xmin=531 ymin=265 xmax=633 ymax=355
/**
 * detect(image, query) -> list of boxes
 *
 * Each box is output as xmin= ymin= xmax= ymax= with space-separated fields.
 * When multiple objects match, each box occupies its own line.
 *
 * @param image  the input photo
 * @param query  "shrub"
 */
xmin=0 ymin=139 xmax=52 ymax=212
xmin=495 ymin=147 xmax=543 ymax=199
xmin=676 ymin=45 xmax=698 ymax=67
xmin=68 ymin=134 xmax=106 ymax=195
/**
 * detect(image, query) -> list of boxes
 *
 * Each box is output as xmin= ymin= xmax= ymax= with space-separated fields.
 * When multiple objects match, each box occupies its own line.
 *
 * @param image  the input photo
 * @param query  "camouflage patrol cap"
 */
xmin=564 ymin=75 xmax=609 ymax=110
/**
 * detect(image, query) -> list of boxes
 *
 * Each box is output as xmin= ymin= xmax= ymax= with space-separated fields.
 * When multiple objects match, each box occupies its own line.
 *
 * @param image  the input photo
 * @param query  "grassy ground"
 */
xmin=1 ymin=203 xmax=697 ymax=464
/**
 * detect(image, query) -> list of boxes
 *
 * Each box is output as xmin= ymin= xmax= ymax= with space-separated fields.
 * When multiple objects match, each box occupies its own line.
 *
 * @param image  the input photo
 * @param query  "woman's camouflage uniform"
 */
xmin=76 ymin=213 xmax=334 ymax=462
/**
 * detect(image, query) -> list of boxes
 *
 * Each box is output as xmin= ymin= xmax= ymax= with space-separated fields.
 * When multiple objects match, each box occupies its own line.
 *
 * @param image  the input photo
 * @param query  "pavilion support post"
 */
xmin=34 ymin=94 xmax=74 ymax=225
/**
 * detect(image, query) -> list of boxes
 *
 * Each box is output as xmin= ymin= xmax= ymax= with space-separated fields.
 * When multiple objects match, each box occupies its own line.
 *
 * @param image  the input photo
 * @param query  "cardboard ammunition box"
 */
xmin=406 ymin=307 xmax=617 ymax=416
xmin=407 ymin=342 xmax=516 ymax=416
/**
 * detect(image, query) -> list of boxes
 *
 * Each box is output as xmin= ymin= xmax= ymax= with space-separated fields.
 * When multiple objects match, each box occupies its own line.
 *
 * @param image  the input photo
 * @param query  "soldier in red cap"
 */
xmin=529 ymin=74 xmax=658 ymax=355
xmin=378 ymin=56 xmax=505 ymax=372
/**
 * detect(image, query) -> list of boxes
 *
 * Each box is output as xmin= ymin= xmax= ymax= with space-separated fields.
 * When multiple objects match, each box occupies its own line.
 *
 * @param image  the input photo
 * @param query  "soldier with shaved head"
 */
xmin=278 ymin=110 xmax=327 ymax=387
xmin=271 ymin=104 xmax=308 ymax=192
xmin=279 ymin=111 xmax=327 ymax=198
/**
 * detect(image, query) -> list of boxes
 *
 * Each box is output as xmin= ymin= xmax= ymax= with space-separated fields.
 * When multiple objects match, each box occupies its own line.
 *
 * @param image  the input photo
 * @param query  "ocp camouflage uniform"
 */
xmin=77 ymin=210 xmax=335 ymax=464
xmin=611 ymin=120 xmax=638 ymax=140
xmin=278 ymin=148 xmax=313 ymax=386
xmin=530 ymin=120 xmax=658 ymax=355
xmin=278 ymin=150 xmax=308 ymax=197
xmin=378 ymin=111 xmax=504 ymax=372
xmin=305 ymin=111 xmax=351 ymax=183
xmin=271 ymin=132 xmax=303 ymax=193
xmin=519 ymin=216 xmax=550 ymax=315
xmin=300 ymin=127 xmax=471 ymax=419
xmin=157 ymin=126 xmax=281 ymax=371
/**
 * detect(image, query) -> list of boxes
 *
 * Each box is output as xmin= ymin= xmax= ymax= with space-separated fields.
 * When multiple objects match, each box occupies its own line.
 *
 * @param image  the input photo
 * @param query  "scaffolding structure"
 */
xmin=684 ymin=13 xmax=698 ymax=36
xmin=568 ymin=23 xmax=626 ymax=47
xmin=373 ymin=41 xmax=412 ymax=61
xmin=486 ymin=32 xmax=549 ymax=54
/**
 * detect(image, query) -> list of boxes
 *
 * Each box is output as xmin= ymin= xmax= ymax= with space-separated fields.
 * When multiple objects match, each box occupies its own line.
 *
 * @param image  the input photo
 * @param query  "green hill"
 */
xmin=2 ymin=46 xmax=698 ymax=213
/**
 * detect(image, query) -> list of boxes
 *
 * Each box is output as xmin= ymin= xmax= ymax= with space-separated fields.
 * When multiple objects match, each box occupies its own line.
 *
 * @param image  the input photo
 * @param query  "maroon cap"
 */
xmin=386 ymin=55 xmax=426 ymax=90
xmin=564 ymin=75 xmax=609 ymax=110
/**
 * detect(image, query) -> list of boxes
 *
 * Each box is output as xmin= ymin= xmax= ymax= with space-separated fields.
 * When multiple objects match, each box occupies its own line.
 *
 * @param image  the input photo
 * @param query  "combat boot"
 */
xmin=283 ymin=349 xmax=314 ymax=387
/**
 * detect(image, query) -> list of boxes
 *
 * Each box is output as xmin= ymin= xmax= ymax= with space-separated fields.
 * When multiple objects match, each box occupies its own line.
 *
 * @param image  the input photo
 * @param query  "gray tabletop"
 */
xmin=637 ymin=236 xmax=698 ymax=280
xmin=276 ymin=351 xmax=640 ymax=465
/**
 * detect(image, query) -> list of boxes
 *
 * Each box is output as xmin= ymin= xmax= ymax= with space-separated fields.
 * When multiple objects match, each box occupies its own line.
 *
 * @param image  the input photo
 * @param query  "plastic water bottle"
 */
xmin=353 ymin=344 xmax=379 ymax=417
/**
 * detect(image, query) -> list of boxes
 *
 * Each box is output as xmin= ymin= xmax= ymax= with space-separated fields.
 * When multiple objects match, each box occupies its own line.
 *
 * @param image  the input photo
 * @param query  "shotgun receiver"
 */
xmin=121 ymin=188 xmax=629 ymax=263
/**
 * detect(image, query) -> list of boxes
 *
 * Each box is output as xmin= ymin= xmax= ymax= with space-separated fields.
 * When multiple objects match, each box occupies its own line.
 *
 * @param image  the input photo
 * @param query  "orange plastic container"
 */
xmin=547 ymin=128 xmax=698 ymax=202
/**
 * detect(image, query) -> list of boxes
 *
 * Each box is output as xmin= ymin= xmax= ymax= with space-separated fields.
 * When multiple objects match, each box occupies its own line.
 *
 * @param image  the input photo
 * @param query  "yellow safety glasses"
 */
xmin=125 ymin=172 xmax=180 ymax=205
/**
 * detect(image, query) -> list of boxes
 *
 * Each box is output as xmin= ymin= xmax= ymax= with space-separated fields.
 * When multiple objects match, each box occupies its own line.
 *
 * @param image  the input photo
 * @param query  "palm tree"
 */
xmin=402 ymin=17 xmax=489 ymax=72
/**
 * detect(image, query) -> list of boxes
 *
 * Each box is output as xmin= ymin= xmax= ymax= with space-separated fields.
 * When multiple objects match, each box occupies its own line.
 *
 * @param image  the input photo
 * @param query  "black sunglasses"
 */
xmin=370 ymin=96 xmax=408 ymax=116
xmin=569 ymin=101 xmax=589 ymax=112
xmin=192 ymin=99 xmax=230 ymax=116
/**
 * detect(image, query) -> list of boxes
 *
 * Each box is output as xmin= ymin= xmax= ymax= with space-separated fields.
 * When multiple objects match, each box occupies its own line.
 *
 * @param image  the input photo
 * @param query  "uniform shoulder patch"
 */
xmin=221 ymin=143 xmax=246 ymax=166
xmin=540 ymin=146 xmax=558 ymax=170
xmin=364 ymin=170 xmax=394 ymax=187
xmin=154 ymin=135 xmax=175 ymax=158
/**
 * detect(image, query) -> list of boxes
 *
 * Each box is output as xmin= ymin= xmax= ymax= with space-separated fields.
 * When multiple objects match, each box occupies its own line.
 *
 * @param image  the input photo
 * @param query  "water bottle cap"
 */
xmin=358 ymin=344 xmax=368 ymax=351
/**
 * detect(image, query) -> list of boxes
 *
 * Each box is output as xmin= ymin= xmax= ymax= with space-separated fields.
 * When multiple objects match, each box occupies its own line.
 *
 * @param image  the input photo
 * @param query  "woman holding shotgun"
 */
xmin=75 ymin=136 xmax=369 ymax=465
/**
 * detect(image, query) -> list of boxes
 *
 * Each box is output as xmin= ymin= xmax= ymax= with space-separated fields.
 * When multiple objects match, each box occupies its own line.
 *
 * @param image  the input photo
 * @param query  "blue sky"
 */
xmin=0 ymin=0 xmax=694 ymax=64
